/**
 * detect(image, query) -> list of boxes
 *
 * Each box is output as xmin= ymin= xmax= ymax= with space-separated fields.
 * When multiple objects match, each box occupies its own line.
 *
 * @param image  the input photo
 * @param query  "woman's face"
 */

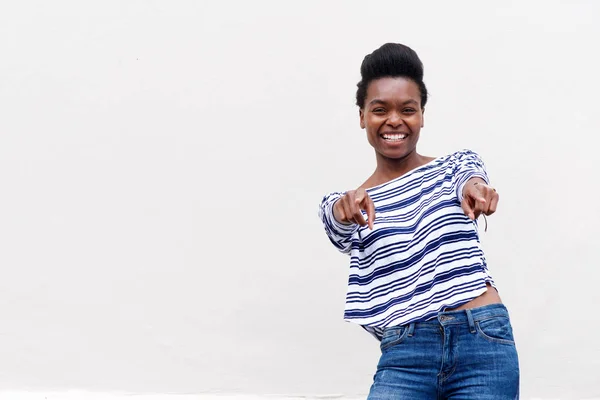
xmin=360 ymin=77 xmax=424 ymax=161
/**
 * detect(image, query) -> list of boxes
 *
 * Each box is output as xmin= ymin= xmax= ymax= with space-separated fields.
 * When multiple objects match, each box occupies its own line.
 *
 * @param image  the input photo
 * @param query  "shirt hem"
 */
xmin=344 ymin=281 xmax=493 ymax=341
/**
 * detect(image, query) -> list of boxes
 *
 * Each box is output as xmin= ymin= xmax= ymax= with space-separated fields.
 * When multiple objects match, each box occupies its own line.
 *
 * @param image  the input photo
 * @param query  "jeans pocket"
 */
xmin=475 ymin=315 xmax=515 ymax=345
xmin=379 ymin=326 xmax=408 ymax=351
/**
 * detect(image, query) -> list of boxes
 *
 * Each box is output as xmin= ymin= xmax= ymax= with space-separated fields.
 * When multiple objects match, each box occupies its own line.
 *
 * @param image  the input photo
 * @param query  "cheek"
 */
xmin=410 ymin=117 xmax=423 ymax=131
xmin=366 ymin=125 xmax=380 ymax=139
xmin=365 ymin=116 xmax=383 ymax=131
xmin=364 ymin=123 xmax=379 ymax=143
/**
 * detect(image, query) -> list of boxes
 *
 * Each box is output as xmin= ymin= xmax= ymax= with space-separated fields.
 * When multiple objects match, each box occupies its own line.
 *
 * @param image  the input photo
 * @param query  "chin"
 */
xmin=380 ymin=150 xmax=410 ymax=160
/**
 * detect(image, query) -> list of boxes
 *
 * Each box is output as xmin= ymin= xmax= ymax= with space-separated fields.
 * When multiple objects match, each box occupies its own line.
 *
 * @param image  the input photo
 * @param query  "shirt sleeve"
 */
xmin=453 ymin=150 xmax=490 ymax=203
xmin=318 ymin=191 xmax=359 ymax=254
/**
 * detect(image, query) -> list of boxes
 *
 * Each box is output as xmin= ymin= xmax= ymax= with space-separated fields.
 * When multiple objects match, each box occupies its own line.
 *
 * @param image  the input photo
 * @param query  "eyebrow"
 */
xmin=368 ymin=99 xmax=419 ymax=106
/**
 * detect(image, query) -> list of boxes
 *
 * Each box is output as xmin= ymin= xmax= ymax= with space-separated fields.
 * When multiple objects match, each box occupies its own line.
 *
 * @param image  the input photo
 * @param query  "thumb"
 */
xmin=354 ymin=187 xmax=367 ymax=204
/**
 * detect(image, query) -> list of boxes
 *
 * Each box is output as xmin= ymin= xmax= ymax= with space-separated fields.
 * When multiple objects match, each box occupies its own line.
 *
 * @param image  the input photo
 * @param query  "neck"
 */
xmin=374 ymin=149 xmax=427 ymax=182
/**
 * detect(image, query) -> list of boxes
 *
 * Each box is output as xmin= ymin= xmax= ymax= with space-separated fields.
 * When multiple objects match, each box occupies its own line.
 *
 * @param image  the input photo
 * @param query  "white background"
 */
xmin=1 ymin=0 xmax=599 ymax=399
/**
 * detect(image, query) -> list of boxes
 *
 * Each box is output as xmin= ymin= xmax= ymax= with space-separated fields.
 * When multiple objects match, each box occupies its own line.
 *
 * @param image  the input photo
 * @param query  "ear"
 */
xmin=359 ymin=109 xmax=365 ymax=129
xmin=421 ymin=107 xmax=425 ymax=128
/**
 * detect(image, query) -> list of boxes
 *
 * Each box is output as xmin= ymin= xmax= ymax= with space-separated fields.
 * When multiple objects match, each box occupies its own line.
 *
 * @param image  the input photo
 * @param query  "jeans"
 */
xmin=367 ymin=304 xmax=519 ymax=399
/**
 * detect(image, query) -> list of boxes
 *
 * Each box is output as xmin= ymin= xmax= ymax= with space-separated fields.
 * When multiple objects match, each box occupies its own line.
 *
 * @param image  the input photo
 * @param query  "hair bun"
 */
xmin=356 ymin=43 xmax=428 ymax=108
xmin=360 ymin=43 xmax=424 ymax=82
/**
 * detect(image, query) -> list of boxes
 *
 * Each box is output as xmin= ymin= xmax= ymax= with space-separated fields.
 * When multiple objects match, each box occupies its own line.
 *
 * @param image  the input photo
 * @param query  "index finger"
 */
xmin=363 ymin=196 xmax=375 ymax=230
xmin=461 ymin=198 xmax=475 ymax=220
xmin=355 ymin=188 xmax=375 ymax=229
xmin=352 ymin=207 xmax=369 ymax=227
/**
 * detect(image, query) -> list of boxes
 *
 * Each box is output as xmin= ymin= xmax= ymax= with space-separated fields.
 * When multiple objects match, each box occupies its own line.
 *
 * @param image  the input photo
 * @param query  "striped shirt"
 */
xmin=318 ymin=150 xmax=495 ymax=341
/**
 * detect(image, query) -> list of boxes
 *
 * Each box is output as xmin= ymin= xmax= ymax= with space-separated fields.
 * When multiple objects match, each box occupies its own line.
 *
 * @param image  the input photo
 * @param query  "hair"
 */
xmin=356 ymin=43 xmax=428 ymax=109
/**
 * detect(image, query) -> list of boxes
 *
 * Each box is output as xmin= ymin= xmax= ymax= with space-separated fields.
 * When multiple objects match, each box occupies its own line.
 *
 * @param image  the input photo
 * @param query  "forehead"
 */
xmin=366 ymin=77 xmax=421 ymax=105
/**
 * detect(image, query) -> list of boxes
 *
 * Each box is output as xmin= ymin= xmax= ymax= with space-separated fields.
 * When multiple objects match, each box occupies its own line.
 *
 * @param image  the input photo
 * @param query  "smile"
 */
xmin=381 ymin=133 xmax=407 ymax=142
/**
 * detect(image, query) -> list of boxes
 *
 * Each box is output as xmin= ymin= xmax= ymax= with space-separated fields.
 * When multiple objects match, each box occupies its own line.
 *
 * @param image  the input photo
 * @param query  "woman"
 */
xmin=318 ymin=43 xmax=519 ymax=399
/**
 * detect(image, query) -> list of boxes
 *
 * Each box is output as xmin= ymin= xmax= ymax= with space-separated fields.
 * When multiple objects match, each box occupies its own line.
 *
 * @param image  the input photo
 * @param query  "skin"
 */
xmin=332 ymin=76 xmax=501 ymax=309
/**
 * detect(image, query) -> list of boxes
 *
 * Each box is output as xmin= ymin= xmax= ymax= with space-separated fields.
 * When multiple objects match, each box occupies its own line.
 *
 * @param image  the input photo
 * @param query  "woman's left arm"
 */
xmin=461 ymin=178 xmax=499 ymax=221
xmin=453 ymin=150 xmax=499 ymax=221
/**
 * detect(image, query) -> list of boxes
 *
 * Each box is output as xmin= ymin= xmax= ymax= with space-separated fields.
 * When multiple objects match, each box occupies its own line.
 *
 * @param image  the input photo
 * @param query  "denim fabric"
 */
xmin=367 ymin=304 xmax=519 ymax=399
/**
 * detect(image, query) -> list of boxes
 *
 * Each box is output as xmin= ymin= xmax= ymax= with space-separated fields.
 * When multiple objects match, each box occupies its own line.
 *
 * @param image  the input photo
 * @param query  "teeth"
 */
xmin=382 ymin=133 xmax=407 ymax=141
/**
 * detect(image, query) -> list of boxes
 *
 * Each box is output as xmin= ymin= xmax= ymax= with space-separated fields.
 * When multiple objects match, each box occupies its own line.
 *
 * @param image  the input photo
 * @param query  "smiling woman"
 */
xmin=318 ymin=43 xmax=519 ymax=399
xmin=360 ymin=77 xmax=425 ymax=164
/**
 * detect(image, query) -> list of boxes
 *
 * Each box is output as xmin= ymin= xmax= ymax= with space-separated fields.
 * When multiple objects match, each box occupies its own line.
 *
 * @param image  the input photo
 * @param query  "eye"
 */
xmin=372 ymin=108 xmax=386 ymax=114
xmin=403 ymin=108 xmax=416 ymax=114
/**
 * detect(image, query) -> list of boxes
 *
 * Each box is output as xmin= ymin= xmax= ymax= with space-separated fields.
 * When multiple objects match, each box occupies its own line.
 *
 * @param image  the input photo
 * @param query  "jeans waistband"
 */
xmin=436 ymin=303 xmax=509 ymax=325
xmin=398 ymin=303 xmax=510 ymax=336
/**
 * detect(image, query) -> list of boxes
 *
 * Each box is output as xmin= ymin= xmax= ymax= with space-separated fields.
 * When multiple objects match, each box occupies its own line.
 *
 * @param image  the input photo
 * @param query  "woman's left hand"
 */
xmin=461 ymin=179 xmax=499 ymax=221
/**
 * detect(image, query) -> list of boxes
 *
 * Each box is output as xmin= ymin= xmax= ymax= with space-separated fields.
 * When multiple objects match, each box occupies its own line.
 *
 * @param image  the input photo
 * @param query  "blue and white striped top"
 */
xmin=318 ymin=150 xmax=495 ymax=341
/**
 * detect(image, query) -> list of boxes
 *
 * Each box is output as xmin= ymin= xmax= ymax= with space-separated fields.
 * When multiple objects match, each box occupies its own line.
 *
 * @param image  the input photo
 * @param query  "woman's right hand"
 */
xmin=332 ymin=188 xmax=376 ymax=230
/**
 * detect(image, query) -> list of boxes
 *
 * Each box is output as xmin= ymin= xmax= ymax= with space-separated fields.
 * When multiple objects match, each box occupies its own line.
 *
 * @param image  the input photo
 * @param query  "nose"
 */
xmin=386 ymin=111 xmax=403 ymax=127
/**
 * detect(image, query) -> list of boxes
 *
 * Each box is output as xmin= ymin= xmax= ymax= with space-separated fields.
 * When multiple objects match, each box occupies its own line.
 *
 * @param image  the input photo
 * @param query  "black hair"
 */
xmin=356 ymin=43 xmax=428 ymax=109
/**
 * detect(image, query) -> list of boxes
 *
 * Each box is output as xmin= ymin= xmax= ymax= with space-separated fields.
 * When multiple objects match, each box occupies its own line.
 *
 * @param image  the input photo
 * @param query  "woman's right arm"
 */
xmin=318 ymin=189 xmax=375 ymax=254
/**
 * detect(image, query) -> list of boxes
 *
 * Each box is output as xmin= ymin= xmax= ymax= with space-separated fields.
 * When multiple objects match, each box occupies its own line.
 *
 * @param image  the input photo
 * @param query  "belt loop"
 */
xmin=407 ymin=322 xmax=415 ymax=337
xmin=466 ymin=309 xmax=476 ymax=334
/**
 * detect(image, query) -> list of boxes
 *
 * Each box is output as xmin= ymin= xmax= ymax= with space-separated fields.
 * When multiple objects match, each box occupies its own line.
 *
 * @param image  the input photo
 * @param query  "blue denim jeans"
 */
xmin=367 ymin=304 xmax=519 ymax=399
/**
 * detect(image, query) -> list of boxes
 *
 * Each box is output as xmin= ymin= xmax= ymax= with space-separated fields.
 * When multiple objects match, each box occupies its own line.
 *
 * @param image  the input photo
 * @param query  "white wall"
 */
xmin=1 ymin=0 xmax=599 ymax=399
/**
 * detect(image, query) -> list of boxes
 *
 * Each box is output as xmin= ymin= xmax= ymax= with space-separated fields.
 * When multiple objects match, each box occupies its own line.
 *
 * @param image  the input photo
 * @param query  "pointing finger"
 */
xmin=462 ymin=198 xmax=475 ymax=220
xmin=353 ymin=207 xmax=368 ymax=226
xmin=461 ymin=195 xmax=472 ymax=219
xmin=363 ymin=196 xmax=376 ymax=230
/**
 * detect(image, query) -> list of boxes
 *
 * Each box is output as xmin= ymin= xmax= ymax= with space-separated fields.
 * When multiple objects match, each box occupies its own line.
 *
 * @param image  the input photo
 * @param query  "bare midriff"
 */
xmin=447 ymin=283 xmax=502 ymax=311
